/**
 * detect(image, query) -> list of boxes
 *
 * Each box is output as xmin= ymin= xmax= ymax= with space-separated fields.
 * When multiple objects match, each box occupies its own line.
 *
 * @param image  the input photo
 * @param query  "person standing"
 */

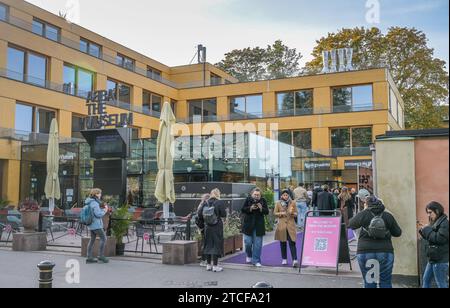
xmin=85 ymin=188 xmax=109 ymax=264
xmin=349 ymin=196 xmax=402 ymax=288
xmin=339 ymin=187 xmax=353 ymax=227
xmin=351 ymin=188 xmax=358 ymax=215
xmin=317 ymin=185 xmax=334 ymax=215
xmin=419 ymin=201 xmax=449 ymax=288
xmin=332 ymin=189 xmax=340 ymax=210
xmin=274 ymin=190 xmax=299 ymax=267
xmin=195 ymin=193 xmax=210 ymax=267
xmin=293 ymin=183 xmax=309 ymax=230
xmin=311 ymin=184 xmax=323 ymax=214
xmin=198 ymin=189 xmax=227 ymax=272
xmin=241 ymin=188 xmax=269 ymax=267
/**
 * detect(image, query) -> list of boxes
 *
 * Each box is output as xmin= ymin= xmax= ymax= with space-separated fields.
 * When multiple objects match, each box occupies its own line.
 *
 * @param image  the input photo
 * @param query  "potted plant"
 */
xmin=263 ymin=189 xmax=276 ymax=232
xmin=111 ymin=205 xmax=132 ymax=256
xmin=19 ymin=199 xmax=40 ymax=233
xmin=193 ymin=229 xmax=203 ymax=257
xmin=0 ymin=198 xmax=11 ymax=215
xmin=223 ymin=213 xmax=241 ymax=255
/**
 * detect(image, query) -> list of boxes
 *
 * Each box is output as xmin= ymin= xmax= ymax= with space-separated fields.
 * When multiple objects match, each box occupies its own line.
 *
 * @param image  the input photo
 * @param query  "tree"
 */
xmin=216 ymin=40 xmax=302 ymax=82
xmin=305 ymin=27 xmax=449 ymax=129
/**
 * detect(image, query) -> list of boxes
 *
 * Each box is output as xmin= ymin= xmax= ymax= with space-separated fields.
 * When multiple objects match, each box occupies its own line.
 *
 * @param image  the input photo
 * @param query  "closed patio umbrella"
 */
xmin=154 ymin=102 xmax=176 ymax=230
xmin=44 ymin=119 xmax=61 ymax=216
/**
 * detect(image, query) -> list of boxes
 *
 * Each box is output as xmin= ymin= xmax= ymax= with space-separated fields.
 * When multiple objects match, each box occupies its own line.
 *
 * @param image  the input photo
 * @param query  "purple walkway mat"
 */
xmin=223 ymin=229 xmax=355 ymax=267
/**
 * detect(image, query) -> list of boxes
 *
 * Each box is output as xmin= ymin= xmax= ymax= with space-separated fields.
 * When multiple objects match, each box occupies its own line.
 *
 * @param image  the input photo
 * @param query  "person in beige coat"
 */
xmin=274 ymin=189 xmax=299 ymax=267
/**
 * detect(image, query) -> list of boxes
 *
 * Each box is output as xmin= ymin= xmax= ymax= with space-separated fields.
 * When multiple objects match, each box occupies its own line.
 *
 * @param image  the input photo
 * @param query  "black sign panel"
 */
xmin=345 ymin=160 xmax=372 ymax=169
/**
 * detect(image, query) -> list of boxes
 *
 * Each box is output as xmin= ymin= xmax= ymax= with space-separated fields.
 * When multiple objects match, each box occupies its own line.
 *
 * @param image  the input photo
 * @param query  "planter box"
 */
xmin=223 ymin=237 xmax=235 ymax=255
xmin=13 ymin=232 xmax=47 ymax=251
xmin=162 ymin=240 xmax=198 ymax=265
xmin=81 ymin=236 xmax=116 ymax=258
xmin=234 ymin=234 xmax=243 ymax=252
xmin=197 ymin=240 xmax=203 ymax=257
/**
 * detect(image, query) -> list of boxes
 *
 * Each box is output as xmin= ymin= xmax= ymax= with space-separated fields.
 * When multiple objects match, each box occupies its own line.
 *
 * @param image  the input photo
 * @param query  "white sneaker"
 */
xmin=282 ymin=260 xmax=288 ymax=265
xmin=246 ymin=257 xmax=252 ymax=264
xmin=293 ymin=261 xmax=299 ymax=268
xmin=206 ymin=265 xmax=213 ymax=271
xmin=213 ymin=266 xmax=223 ymax=272
xmin=255 ymin=263 xmax=262 ymax=268
xmin=200 ymin=261 xmax=208 ymax=267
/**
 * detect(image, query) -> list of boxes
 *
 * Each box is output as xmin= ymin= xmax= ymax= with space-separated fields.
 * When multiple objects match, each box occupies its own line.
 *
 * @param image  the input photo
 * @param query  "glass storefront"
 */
xmin=19 ymin=132 xmax=367 ymax=209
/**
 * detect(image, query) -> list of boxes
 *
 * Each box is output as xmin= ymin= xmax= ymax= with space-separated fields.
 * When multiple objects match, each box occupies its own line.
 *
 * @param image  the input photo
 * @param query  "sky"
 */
xmin=26 ymin=0 xmax=449 ymax=69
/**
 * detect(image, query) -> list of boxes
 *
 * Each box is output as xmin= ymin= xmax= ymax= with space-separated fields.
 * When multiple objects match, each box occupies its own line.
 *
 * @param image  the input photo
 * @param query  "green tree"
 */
xmin=305 ymin=27 xmax=449 ymax=129
xmin=216 ymin=40 xmax=302 ymax=82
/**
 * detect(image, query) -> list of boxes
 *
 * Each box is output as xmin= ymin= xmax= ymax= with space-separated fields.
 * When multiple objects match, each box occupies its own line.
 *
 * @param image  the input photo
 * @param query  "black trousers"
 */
xmin=280 ymin=231 xmax=297 ymax=261
xmin=207 ymin=255 xmax=219 ymax=266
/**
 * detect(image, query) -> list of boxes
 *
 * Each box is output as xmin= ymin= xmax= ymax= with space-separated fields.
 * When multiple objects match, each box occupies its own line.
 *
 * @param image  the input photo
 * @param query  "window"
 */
xmin=171 ymin=100 xmax=177 ymax=115
xmin=278 ymin=130 xmax=311 ymax=157
xmin=211 ymin=73 xmax=222 ymax=86
xmin=7 ymin=46 xmax=47 ymax=87
xmin=72 ymin=115 xmax=85 ymax=139
xmin=15 ymin=104 xmax=33 ymax=133
xmin=277 ymin=90 xmax=313 ymax=116
xmin=147 ymin=67 xmax=162 ymax=81
xmin=116 ymin=54 xmax=134 ymax=71
xmin=333 ymin=85 xmax=373 ymax=112
xmin=32 ymin=18 xmax=60 ymax=42
xmin=0 ymin=2 xmax=8 ymax=21
xmin=188 ymin=99 xmax=217 ymax=122
xmin=80 ymin=38 xmax=101 ymax=58
xmin=63 ymin=64 xmax=94 ymax=98
xmin=331 ymin=127 xmax=372 ymax=156
xmin=390 ymin=88 xmax=399 ymax=122
xmin=230 ymin=95 xmax=263 ymax=119
xmin=151 ymin=130 xmax=159 ymax=139
xmin=142 ymin=90 xmax=162 ymax=114
xmin=131 ymin=128 xmax=139 ymax=140
xmin=15 ymin=103 xmax=55 ymax=134
xmin=108 ymin=79 xmax=131 ymax=104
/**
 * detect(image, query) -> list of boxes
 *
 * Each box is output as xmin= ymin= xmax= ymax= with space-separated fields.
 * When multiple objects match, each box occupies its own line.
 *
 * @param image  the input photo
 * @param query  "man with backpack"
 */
xmin=349 ymin=195 xmax=402 ymax=288
xmin=82 ymin=188 xmax=110 ymax=264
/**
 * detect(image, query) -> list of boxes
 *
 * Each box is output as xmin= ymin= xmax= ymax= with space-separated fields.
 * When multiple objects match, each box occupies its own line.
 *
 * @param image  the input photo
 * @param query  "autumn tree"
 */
xmin=216 ymin=40 xmax=302 ymax=82
xmin=305 ymin=27 xmax=449 ymax=129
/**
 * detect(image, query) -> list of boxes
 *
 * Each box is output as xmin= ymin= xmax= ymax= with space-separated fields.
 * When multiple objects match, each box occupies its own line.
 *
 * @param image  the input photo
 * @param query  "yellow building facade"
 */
xmin=0 ymin=0 xmax=405 ymax=206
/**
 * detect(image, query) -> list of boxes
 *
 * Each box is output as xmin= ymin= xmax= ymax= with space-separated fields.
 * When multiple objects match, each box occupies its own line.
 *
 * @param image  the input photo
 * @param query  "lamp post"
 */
xmin=369 ymin=143 xmax=377 ymax=196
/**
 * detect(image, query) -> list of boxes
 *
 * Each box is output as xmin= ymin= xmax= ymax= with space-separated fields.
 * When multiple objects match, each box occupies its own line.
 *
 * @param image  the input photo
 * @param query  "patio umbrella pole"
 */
xmin=163 ymin=201 xmax=169 ymax=231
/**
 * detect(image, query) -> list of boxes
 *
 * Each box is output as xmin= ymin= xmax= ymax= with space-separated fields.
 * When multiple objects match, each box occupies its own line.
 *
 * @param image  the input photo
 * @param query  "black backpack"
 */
xmin=202 ymin=201 xmax=218 ymax=226
xmin=364 ymin=211 xmax=390 ymax=240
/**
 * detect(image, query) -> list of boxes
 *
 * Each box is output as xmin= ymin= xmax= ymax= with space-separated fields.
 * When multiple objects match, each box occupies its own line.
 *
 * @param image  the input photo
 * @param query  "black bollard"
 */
xmin=37 ymin=261 xmax=55 ymax=288
xmin=252 ymin=281 xmax=273 ymax=288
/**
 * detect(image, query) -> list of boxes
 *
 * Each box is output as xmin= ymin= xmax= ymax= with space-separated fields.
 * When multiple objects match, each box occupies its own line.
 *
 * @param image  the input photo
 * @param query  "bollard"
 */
xmin=37 ymin=261 xmax=55 ymax=288
xmin=252 ymin=281 xmax=273 ymax=288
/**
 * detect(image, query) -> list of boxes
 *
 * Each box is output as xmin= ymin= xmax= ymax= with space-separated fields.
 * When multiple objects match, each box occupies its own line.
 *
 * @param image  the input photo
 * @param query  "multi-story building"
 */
xmin=0 ymin=0 xmax=405 ymax=207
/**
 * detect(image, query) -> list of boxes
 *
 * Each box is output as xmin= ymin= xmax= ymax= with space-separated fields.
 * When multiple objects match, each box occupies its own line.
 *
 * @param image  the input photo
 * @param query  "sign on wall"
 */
xmin=345 ymin=160 xmax=373 ymax=169
xmin=358 ymin=166 xmax=373 ymax=194
xmin=83 ymin=90 xmax=133 ymax=130
xmin=304 ymin=161 xmax=332 ymax=170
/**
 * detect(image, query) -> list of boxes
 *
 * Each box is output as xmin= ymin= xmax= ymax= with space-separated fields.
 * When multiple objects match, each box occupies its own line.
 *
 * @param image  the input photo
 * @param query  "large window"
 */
xmin=333 ymin=85 xmax=373 ymax=112
xmin=188 ymin=99 xmax=217 ymax=122
xmin=147 ymin=67 xmax=162 ymax=81
xmin=278 ymin=130 xmax=312 ymax=150
xmin=116 ymin=54 xmax=134 ymax=71
xmin=63 ymin=64 xmax=94 ymax=98
xmin=80 ymin=38 xmax=101 ymax=58
xmin=0 ymin=2 xmax=8 ymax=21
xmin=143 ymin=90 xmax=162 ymax=114
xmin=230 ymin=95 xmax=263 ymax=119
xmin=107 ymin=79 xmax=131 ymax=105
xmin=15 ymin=103 xmax=55 ymax=134
xmin=7 ymin=46 xmax=47 ymax=87
xmin=331 ymin=127 xmax=372 ymax=156
xmin=32 ymin=18 xmax=60 ymax=42
xmin=277 ymin=90 xmax=313 ymax=116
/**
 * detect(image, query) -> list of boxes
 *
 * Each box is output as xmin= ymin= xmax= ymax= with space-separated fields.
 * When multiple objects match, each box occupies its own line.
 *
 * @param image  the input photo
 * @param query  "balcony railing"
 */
xmin=1 ymin=15 xmax=178 ymax=88
xmin=286 ymin=147 xmax=372 ymax=158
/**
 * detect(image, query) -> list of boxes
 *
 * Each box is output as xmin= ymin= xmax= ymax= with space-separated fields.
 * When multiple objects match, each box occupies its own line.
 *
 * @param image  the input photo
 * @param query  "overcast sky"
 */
xmin=26 ymin=0 xmax=449 ymax=69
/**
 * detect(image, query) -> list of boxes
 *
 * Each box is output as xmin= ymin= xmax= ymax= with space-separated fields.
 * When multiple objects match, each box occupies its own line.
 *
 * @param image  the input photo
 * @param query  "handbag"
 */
xmin=427 ymin=245 xmax=440 ymax=262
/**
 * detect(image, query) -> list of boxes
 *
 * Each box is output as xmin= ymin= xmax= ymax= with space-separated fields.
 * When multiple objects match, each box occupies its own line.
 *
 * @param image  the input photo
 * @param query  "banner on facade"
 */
xmin=358 ymin=166 xmax=374 ymax=194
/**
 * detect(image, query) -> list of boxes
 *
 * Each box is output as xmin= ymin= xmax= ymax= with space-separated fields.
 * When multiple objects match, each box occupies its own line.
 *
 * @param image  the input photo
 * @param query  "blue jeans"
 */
xmin=423 ymin=263 xmax=449 ymax=288
xmin=87 ymin=229 xmax=107 ymax=259
xmin=357 ymin=253 xmax=395 ymax=288
xmin=296 ymin=201 xmax=308 ymax=229
xmin=244 ymin=230 xmax=263 ymax=264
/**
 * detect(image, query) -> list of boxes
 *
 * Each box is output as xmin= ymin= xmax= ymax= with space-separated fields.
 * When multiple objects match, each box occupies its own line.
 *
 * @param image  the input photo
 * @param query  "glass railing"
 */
xmin=332 ymin=104 xmax=383 ymax=113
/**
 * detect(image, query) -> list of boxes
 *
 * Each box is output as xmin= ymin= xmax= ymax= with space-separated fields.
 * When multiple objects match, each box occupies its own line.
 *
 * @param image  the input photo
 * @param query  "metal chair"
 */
xmin=42 ymin=216 xmax=55 ymax=242
xmin=135 ymin=222 xmax=158 ymax=255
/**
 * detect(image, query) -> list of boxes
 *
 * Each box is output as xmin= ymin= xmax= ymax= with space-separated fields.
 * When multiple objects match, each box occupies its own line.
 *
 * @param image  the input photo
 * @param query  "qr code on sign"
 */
xmin=314 ymin=238 xmax=328 ymax=252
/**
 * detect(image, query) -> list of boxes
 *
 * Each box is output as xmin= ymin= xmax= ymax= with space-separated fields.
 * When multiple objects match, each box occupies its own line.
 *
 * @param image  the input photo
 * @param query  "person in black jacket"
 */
xmin=419 ymin=201 xmax=449 ymax=288
xmin=311 ymin=184 xmax=323 ymax=213
xmin=317 ymin=185 xmax=334 ymax=215
xmin=241 ymin=188 xmax=269 ymax=267
xmin=349 ymin=196 xmax=402 ymax=288
xmin=197 ymin=189 xmax=227 ymax=272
